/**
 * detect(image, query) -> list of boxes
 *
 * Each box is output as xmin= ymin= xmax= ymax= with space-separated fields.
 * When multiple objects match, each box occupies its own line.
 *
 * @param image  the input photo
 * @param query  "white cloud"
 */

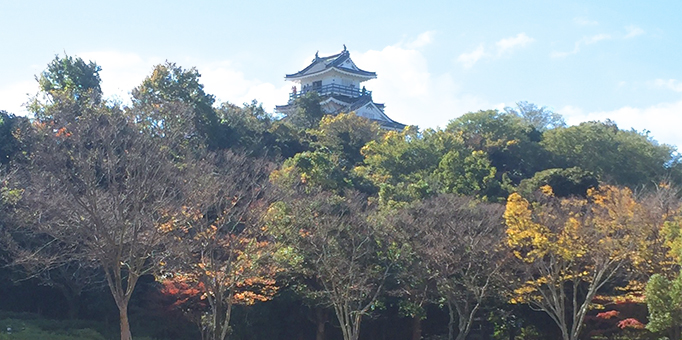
xmin=457 ymin=45 xmax=487 ymax=69
xmin=65 ymin=51 xmax=289 ymax=113
xmin=625 ymin=25 xmax=644 ymax=39
xmin=558 ymin=100 xmax=682 ymax=148
xmin=354 ymin=44 xmax=491 ymax=129
xmin=496 ymin=33 xmax=535 ymax=55
xmin=78 ymin=51 xmax=162 ymax=104
xmin=198 ymin=61 xmax=290 ymax=111
xmin=585 ymin=33 xmax=611 ymax=45
xmin=456 ymin=33 xmax=534 ymax=68
xmin=651 ymin=79 xmax=682 ymax=92
xmin=0 ymin=80 xmax=36 ymax=116
xmin=551 ymin=34 xmax=611 ymax=58
xmin=573 ymin=17 xmax=599 ymax=26
xmin=406 ymin=31 xmax=436 ymax=49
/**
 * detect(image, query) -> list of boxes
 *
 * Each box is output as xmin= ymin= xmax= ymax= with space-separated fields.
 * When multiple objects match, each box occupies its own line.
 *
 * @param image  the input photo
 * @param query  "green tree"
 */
xmin=358 ymin=127 xmax=459 ymax=206
xmin=517 ymin=167 xmax=598 ymax=198
xmin=541 ymin=120 xmax=681 ymax=188
xmin=286 ymin=92 xmax=325 ymax=129
xmin=434 ymin=149 xmax=502 ymax=201
xmin=270 ymin=150 xmax=351 ymax=193
xmin=215 ymin=100 xmax=275 ymax=154
xmin=446 ymin=110 xmax=550 ymax=184
xmin=0 ymin=111 xmax=31 ymax=166
xmin=646 ymin=273 xmax=682 ymax=340
xmin=29 ymin=54 xmax=102 ymax=120
xmin=309 ymin=113 xmax=383 ymax=168
xmin=131 ymin=62 xmax=222 ymax=149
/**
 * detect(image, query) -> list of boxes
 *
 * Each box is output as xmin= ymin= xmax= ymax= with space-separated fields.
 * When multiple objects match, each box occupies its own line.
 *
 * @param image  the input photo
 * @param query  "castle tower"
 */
xmin=276 ymin=46 xmax=406 ymax=130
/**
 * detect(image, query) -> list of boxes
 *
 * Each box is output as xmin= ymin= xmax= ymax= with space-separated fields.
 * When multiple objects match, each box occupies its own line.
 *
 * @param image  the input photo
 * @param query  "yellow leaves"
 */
xmin=539 ymin=185 xmax=553 ymax=197
xmin=505 ymin=193 xmax=551 ymax=262
xmin=505 ymin=184 xmax=649 ymax=305
xmin=158 ymin=220 xmax=176 ymax=233
xmin=556 ymin=216 xmax=588 ymax=260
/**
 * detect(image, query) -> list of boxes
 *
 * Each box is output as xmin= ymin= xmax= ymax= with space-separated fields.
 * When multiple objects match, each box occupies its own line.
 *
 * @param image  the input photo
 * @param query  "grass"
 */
xmin=0 ymin=318 xmax=105 ymax=340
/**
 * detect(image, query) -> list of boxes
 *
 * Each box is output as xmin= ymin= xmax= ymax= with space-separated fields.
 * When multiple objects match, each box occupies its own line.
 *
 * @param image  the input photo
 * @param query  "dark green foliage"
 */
xmin=0 ymin=111 xmax=31 ymax=166
xmin=309 ymin=113 xmax=383 ymax=168
xmin=446 ymin=110 xmax=552 ymax=184
xmin=286 ymin=92 xmax=325 ymax=129
xmin=517 ymin=167 xmax=599 ymax=198
xmin=542 ymin=120 xmax=681 ymax=188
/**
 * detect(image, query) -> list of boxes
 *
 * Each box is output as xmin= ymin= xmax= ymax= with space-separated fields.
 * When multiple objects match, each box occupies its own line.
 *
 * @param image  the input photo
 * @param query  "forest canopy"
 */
xmin=1 ymin=54 xmax=681 ymax=340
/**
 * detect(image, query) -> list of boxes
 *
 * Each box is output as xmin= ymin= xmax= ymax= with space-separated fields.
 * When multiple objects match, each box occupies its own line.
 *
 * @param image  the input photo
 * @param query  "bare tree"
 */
xmin=268 ymin=191 xmax=399 ymax=340
xmin=392 ymin=194 xmax=507 ymax=340
xmin=504 ymin=101 xmax=565 ymax=132
xmin=21 ymin=105 xmax=184 ymax=340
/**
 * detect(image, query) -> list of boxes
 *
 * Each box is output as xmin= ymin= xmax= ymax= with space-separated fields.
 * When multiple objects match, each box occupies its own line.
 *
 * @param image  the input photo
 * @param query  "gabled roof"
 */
xmin=285 ymin=48 xmax=377 ymax=80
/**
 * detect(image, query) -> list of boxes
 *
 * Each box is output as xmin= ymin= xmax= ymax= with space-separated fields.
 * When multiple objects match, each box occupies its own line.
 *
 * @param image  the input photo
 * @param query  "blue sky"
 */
xmin=2 ymin=0 xmax=681 ymax=147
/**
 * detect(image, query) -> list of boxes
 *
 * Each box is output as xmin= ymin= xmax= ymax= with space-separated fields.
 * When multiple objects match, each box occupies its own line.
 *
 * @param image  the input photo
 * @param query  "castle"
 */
xmin=276 ymin=46 xmax=406 ymax=130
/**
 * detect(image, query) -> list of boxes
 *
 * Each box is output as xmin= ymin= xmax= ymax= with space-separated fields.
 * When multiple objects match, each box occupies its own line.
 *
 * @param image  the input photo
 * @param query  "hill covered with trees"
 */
xmin=1 ymin=55 xmax=682 ymax=340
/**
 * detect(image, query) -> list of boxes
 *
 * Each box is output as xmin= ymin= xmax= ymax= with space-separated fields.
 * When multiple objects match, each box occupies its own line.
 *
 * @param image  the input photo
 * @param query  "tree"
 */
xmin=29 ymin=54 xmax=102 ymax=119
xmin=434 ymin=149 xmax=502 ymax=201
xmin=131 ymin=62 xmax=222 ymax=150
xmin=392 ymin=194 xmax=507 ymax=340
xmin=446 ymin=109 xmax=551 ymax=184
xmin=541 ymin=120 xmax=681 ymax=188
xmin=309 ymin=113 xmax=383 ymax=168
xmin=169 ymin=151 xmax=278 ymax=340
xmin=504 ymin=185 xmax=645 ymax=340
xmin=215 ymin=100 xmax=274 ymax=154
xmin=646 ymin=273 xmax=682 ymax=340
xmin=267 ymin=191 xmax=400 ymax=340
xmin=644 ymin=199 xmax=682 ymax=340
xmin=285 ymin=92 xmax=325 ymax=129
xmin=0 ymin=111 xmax=31 ymax=167
xmin=504 ymin=101 xmax=565 ymax=132
xmin=20 ymin=104 xmax=183 ymax=340
xmin=516 ymin=167 xmax=599 ymax=199
xmin=358 ymin=127 xmax=461 ymax=206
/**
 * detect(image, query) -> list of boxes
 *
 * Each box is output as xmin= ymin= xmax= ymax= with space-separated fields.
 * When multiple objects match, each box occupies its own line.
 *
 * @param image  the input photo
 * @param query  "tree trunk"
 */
xmin=410 ymin=316 xmax=422 ymax=340
xmin=119 ymin=304 xmax=132 ymax=340
xmin=315 ymin=308 xmax=327 ymax=340
xmin=447 ymin=302 xmax=456 ymax=340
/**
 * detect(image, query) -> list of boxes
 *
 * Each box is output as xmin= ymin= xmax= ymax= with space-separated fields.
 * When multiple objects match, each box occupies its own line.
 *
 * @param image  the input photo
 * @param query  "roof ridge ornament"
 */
xmin=343 ymin=44 xmax=347 ymax=52
xmin=314 ymin=51 xmax=319 ymax=62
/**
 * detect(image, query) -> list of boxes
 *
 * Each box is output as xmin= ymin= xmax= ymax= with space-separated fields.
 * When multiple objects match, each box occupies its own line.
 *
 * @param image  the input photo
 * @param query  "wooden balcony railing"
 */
xmin=289 ymin=84 xmax=371 ymax=101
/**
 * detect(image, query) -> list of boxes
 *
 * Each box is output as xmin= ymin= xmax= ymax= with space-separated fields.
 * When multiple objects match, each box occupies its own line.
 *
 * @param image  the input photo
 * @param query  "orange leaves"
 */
xmin=55 ymin=127 xmax=71 ymax=138
xmin=617 ymin=318 xmax=645 ymax=330
xmin=233 ymin=277 xmax=279 ymax=305
xmin=596 ymin=310 xmax=620 ymax=319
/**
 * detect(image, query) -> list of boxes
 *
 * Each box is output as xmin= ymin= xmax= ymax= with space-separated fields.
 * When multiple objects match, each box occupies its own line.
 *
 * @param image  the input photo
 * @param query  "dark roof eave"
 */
xmin=285 ymin=67 xmax=376 ymax=80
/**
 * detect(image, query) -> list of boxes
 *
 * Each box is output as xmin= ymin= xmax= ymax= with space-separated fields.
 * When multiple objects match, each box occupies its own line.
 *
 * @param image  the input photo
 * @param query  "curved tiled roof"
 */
xmin=285 ymin=49 xmax=377 ymax=80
